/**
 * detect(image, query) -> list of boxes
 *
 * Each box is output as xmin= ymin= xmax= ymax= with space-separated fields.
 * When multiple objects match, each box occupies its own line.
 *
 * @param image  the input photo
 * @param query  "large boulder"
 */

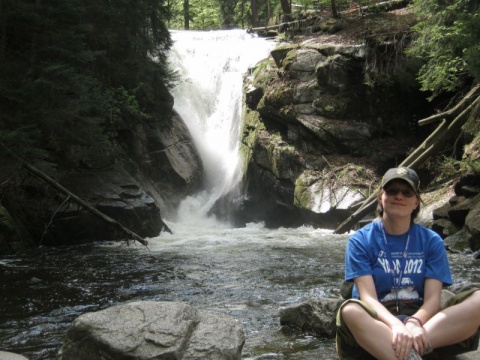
xmin=279 ymin=297 xmax=343 ymax=338
xmin=47 ymin=169 xmax=164 ymax=244
xmin=0 ymin=352 xmax=29 ymax=360
xmin=432 ymin=187 xmax=480 ymax=252
xmin=238 ymin=21 xmax=427 ymax=229
xmin=57 ymin=301 xmax=245 ymax=360
xmin=465 ymin=198 xmax=480 ymax=251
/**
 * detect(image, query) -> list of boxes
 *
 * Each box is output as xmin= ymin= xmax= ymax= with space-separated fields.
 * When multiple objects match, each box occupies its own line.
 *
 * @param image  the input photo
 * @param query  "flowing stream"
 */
xmin=1 ymin=225 xmax=479 ymax=359
xmin=1 ymin=31 xmax=479 ymax=360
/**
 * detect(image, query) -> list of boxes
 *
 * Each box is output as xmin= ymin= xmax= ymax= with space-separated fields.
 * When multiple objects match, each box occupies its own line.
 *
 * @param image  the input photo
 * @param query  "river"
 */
xmin=1 ymin=223 xmax=479 ymax=359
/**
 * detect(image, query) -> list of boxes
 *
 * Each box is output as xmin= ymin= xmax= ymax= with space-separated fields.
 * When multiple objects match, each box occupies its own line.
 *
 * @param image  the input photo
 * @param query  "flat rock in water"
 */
xmin=57 ymin=301 xmax=245 ymax=360
xmin=0 ymin=352 xmax=29 ymax=360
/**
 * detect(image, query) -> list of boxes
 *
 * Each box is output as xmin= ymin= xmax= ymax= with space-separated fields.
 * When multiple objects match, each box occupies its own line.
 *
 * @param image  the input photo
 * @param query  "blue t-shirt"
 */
xmin=345 ymin=220 xmax=453 ymax=302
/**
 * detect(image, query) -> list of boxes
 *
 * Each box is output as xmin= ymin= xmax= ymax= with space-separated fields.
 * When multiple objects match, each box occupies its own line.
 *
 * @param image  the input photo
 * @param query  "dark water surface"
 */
xmin=1 ymin=223 xmax=479 ymax=359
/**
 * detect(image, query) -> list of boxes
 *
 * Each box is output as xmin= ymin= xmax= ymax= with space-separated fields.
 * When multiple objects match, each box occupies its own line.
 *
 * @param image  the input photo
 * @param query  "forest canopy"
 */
xmin=408 ymin=0 xmax=480 ymax=98
xmin=0 ymin=0 xmax=174 ymax=168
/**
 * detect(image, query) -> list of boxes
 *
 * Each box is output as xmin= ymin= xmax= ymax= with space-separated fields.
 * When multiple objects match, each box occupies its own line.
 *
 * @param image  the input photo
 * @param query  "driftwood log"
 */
xmin=334 ymin=84 xmax=480 ymax=234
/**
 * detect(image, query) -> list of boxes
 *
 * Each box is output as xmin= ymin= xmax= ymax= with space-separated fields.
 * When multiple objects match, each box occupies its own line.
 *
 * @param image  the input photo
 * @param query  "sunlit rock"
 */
xmin=57 ymin=301 xmax=245 ymax=360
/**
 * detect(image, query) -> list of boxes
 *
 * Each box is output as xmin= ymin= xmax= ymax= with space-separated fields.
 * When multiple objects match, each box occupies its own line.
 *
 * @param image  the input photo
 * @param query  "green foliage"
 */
xmin=168 ymin=0 xmax=223 ymax=29
xmin=216 ymin=0 xmax=237 ymax=28
xmin=168 ymin=0 xmax=299 ymax=30
xmin=407 ymin=0 xmax=480 ymax=98
xmin=234 ymin=1 xmax=252 ymax=28
xmin=0 ymin=0 xmax=174 ymax=168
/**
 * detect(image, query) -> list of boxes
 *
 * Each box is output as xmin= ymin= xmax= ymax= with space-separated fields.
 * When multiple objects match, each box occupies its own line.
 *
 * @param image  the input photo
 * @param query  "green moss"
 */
xmin=271 ymin=45 xmax=297 ymax=68
xmin=251 ymin=59 xmax=277 ymax=89
xmin=264 ymin=86 xmax=295 ymax=108
xmin=239 ymin=109 xmax=265 ymax=175
xmin=312 ymin=94 xmax=350 ymax=118
xmin=293 ymin=170 xmax=322 ymax=209
xmin=282 ymin=49 xmax=298 ymax=70
xmin=294 ymin=182 xmax=313 ymax=209
xmin=0 ymin=205 xmax=15 ymax=232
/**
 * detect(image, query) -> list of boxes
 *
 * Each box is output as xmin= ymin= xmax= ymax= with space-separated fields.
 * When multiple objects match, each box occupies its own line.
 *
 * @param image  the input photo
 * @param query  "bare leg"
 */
xmin=425 ymin=290 xmax=480 ymax=348
xmin=341 ymin=302 xmax=398 ymax=360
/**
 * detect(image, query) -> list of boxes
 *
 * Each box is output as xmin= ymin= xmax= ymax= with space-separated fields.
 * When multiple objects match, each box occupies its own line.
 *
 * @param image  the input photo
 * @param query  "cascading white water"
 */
xmin=168 ymin=30 xmax=275 ymax=223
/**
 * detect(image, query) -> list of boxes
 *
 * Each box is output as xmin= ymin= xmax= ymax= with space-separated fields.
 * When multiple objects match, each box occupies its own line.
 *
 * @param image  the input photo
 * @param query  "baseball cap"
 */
xmin=381 ymin=167 xmax=420 ymax=193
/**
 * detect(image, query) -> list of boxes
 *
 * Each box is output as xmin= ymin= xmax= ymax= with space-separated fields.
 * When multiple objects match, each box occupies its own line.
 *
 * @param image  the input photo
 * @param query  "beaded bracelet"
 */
xmin=403 ymin=316 xmax=423 ymax=327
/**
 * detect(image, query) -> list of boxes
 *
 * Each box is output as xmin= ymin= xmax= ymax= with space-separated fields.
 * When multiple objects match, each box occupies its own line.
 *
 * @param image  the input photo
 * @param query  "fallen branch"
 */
xmin=1 ymin=143 xmax=149 ymax=247
xmin=334 ymin=87 xmax=480 ymax=234
xmin=418 ymin=84 xmax=480 ymax=126
xmin=39 ymin=195 xmax=71 ymax=246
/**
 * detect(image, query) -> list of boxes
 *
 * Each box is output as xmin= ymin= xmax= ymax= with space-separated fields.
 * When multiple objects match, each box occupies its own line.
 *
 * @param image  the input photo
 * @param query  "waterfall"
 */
xmin=168 ymin=30 xmax=275 ymax=223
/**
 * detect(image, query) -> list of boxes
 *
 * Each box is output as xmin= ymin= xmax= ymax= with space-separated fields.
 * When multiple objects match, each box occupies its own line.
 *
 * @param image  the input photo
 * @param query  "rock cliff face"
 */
xmin=0 ymin=106 xmax=203 ymax=254
xmin=237 ymin=12 xmax=480 ymax=252
xmin=238 ymin=24 xmax=430 ymax=228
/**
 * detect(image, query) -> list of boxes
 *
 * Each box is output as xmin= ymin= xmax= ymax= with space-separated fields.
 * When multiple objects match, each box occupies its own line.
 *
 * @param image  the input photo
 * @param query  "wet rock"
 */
xmin=465 ymin=197 xmax=480 ymax=251
xmin=432 ymin=218 xmax=461 ymax=239
xmin=40 ymin=170 xmax=163 ymax=245
xmin=0 ymin=110 xmax=203 ymax=253
xmin=448 ymin=197 xmax=477 ymax=226
xmin=245 ymin=85 xmax=264 ymax=110
xmin=432 ymin=202 xmax=450 ymax=220
xmin=460 ymin=186 xmax=480 ymax=198
xmin=57 ymin=301 xmax=245 ymax=360
xmin=279 ymin=297 xmax=343 ymax=337
xmin=445 ymin=228 xmax=472 ymax=252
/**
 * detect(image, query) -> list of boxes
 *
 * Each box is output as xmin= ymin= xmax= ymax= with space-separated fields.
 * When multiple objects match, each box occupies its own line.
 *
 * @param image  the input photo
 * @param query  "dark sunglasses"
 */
xmin=384 ymin=188 xmax=416 ymax=198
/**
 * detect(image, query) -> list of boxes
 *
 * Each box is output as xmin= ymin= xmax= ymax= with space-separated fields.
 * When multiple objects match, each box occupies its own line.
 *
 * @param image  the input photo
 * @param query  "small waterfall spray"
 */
xmin=168 ymin=30 xmax=275 ymax=223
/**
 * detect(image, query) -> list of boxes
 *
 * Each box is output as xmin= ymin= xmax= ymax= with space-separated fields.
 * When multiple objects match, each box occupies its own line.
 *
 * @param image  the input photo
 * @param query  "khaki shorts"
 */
xmin=336 ymin=288 xmax=480 ymax=360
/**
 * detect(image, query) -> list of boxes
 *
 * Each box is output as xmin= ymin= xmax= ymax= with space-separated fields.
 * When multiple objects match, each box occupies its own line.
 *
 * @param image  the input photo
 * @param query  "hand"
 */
xmin=405 ymin=320 xmax=429 ymax=355
xmin=391 ymin=322 xmax=414 ymax=360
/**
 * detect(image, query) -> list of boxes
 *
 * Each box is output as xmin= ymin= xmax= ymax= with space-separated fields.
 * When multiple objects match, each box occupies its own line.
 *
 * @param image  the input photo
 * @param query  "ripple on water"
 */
xmin=1 ymin=228 xmax=478 ymax=359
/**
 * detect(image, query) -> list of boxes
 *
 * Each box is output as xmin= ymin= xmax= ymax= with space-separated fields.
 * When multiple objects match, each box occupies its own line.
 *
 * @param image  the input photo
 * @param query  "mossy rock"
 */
xmin=251 ymin=59 xmax=278 ymax=89
xmin=271 ymin=45 xmax=297 ymax=68
xmin=263 ymin=86 xmax=295 ymax=109
xmin=312 ymin=94 xmax=350 ymax=118
xmin=0 ymin=205 xmax=15 ymax=232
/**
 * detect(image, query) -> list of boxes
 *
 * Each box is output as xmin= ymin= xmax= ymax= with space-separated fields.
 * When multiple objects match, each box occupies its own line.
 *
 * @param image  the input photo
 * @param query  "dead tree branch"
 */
xmin=334 ymin=86 xmax=480 ymax=234
xmin=1 ymin=143 xmax=149 ymax=247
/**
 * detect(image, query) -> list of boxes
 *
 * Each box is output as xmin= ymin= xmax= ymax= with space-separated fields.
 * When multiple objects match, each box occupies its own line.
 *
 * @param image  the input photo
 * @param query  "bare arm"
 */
xmin=413 ymin=278 xmax=442 ymax=323
xmin=405 ymin=278 xmax=442 ymax=354
xmin=355 ymin=275 xmax=414 ymax=359
xmin=355 ymin=275 xmax=401 ymax=327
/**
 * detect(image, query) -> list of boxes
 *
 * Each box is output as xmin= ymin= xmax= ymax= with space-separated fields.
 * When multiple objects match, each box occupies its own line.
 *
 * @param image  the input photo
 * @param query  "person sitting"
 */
xmin=336 ymin=167 xmax=480 ymax=360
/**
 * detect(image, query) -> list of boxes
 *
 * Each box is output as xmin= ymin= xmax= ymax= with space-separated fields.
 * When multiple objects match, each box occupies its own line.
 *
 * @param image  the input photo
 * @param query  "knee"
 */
xmin=341 ymin=302 xmax=367 ymax=324
xmin=460 ymin=290 xmax=480 ymax=317
xmin=470 ymin=290 xmax=480 ymax=307
xmin=465 ymin=290 xmax=480 ymax=305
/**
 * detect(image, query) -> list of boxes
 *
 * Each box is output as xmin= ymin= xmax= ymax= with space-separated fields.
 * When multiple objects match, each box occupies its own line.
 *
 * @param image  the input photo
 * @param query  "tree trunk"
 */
xmin=251 ymin=0 xmax=258 ymax=28
xmin=266 ymin=0 xmax=271 ymax=27
xmin=280 ymin=0 xmax=291 ymax=21
xmin=331 ymin=0 xmax=339 ymax=19
xmin=183 ymin=0 xmax=189 ymax=30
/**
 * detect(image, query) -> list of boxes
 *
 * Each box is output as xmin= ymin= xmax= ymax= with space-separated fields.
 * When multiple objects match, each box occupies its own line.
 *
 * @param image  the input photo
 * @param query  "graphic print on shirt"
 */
xmin=377 ymin=250 xmax=423 ymax=301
